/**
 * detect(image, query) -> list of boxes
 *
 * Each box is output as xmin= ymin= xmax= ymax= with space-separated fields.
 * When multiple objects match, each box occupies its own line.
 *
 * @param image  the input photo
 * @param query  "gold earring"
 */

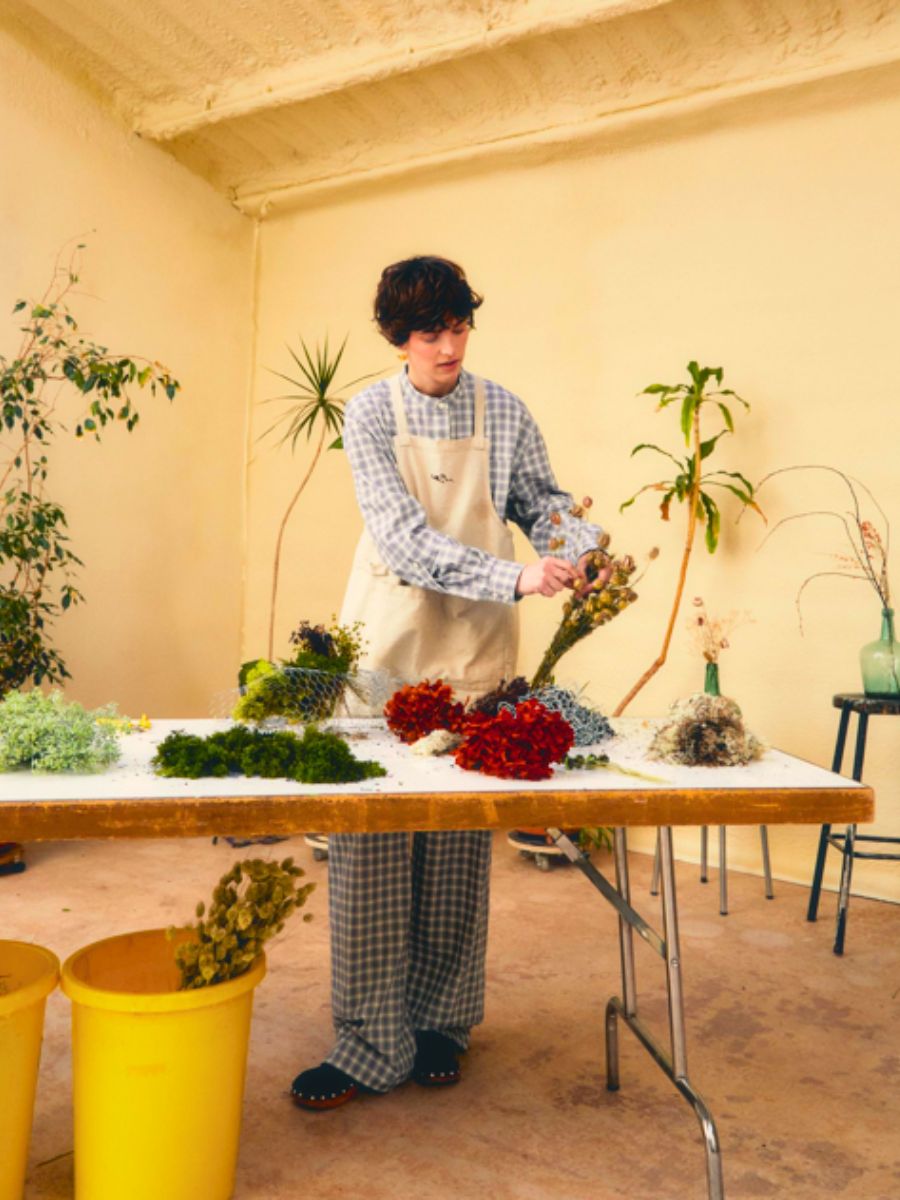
xmin=397 ymin=351 xmax=408 ymax=361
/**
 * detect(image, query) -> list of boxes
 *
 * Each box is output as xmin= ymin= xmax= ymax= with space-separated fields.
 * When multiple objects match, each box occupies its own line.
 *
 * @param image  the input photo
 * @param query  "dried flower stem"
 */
xmin=755 ymin=465 xmax=892 ymax=624
xmin=268 ymin=422 xmax=326 ymax=659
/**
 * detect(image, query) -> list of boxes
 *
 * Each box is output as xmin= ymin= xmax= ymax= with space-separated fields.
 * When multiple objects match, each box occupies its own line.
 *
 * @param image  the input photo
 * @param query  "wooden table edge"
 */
xmin=2 ymin=784 xmax=875 ymax=841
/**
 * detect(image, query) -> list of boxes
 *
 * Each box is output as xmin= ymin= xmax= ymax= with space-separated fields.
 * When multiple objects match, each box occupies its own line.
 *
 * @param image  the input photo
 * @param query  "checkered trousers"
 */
xmin=325 ymin=830 xmax=492 ymax=1091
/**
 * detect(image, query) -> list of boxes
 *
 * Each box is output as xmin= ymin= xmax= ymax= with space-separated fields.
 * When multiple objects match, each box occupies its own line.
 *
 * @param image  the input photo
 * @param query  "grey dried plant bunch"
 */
xmin=171 ymin=857 xmax=315 ymax=990
xmin=756 ymin=465 xmax=892 ymax=628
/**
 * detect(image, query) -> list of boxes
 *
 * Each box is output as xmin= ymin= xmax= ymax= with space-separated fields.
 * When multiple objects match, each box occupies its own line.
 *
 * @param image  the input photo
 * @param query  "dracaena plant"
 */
xmin=262 ymin=336 xmax=381 ymax=659
xmin=0 ymin=248 xmax=179 ymax=695
xmin=614 ymin=361 xmax=763 ymax=715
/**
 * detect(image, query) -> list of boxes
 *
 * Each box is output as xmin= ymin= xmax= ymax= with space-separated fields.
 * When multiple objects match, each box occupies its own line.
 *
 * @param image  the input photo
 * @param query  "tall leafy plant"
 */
xmin=263 ymin=336 xmax=379 ymax=658
xmin=0 ymin=252 xmax=179 ymax=694
xmin=614 ymin=361 xmax=762 ymax=714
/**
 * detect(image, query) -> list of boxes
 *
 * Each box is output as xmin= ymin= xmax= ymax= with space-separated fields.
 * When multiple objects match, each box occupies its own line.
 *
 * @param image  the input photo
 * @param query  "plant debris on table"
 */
xmin=152 ymin=724 xmax=386 ymax=783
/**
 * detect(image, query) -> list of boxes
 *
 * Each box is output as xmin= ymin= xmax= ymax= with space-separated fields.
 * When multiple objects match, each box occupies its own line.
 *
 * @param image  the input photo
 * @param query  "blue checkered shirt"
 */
xmin=343 ymin=369 xmax=604 ymax=603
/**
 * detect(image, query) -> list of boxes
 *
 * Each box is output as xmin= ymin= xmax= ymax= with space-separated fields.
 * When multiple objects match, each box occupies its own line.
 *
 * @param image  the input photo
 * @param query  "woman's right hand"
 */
xmin=515 ymin=557 xmax=577 ymax=598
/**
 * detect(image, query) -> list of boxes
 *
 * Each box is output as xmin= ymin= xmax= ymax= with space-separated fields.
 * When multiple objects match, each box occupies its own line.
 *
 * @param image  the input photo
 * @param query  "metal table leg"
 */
xmin=547 ymin=826 xmax=725 ymax=1200
xmin=759 ymin=827 xmax=774 ymax=900
xmin=700 ymin=826 xmax=709 ymax=884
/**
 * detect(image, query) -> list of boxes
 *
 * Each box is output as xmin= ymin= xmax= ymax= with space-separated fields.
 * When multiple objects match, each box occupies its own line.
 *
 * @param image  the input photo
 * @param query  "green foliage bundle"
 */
xmin=1 ymin=249 xmax=179 ymax=694
xmin=172 ymin=857 xmax=315 ymax=990
xmin=152 ymin=723 xmax=386 ymax=783
xmin=0 ymin=689 xmax=120 ymax=772
xmin=234 ymin=619 xmax=364 ymax=723
xmin=620 ymin=362 xmax=760 ymax=552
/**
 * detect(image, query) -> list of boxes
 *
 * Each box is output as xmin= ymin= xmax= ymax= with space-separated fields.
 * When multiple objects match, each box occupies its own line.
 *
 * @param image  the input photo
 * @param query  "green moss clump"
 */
xmin=152 ymin=723 xmax=386 ymax=783
xmin=171 ymin=857 xmax=315 ymax=989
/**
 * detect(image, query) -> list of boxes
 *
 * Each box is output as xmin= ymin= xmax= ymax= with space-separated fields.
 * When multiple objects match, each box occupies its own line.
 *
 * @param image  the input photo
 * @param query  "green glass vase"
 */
xmin=860 ymin=608 xmax=900 ymax=697
xmin=704 ymin=661 xmax=720 ymax=696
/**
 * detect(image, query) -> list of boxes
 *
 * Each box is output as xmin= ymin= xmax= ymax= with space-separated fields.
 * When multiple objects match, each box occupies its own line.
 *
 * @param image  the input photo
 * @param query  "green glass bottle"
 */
xmin=704 ymin=661 xmax=720 ymax=696
xmin=860 ymin=608 xmax=900 ymax=697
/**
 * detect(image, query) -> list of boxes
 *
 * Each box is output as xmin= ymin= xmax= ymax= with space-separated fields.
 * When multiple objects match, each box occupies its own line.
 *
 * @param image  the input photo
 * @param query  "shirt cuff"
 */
xmin=565 ymin=521 xmax=605 ymax=562
xmin=486 ymin=557 xmax=524 ymax=604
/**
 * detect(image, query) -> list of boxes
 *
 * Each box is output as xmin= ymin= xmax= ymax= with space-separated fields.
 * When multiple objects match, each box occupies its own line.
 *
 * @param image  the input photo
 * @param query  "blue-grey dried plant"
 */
xmin=262 ymin=336 xmax=381 ymax=659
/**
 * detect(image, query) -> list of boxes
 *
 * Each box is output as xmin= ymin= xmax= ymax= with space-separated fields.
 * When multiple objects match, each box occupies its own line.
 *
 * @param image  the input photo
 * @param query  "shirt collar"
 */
xmin=401 ymin=366 xmax=469 ymax=405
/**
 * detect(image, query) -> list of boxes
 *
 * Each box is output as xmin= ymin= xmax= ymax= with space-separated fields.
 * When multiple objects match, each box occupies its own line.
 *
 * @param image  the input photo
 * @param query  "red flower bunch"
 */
xmin=455 ymin=699 xmax=574 ymax=781
xmin=384 ymin=679 xmax=466 ymax=744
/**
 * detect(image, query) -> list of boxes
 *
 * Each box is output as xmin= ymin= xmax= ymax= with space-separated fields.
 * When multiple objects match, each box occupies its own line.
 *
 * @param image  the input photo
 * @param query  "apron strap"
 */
xmin=389 ymin=373 xmax=410 ymax=444
xmin=391 ymin=371 xmax=486 ymax=443
xmin=473 ymin=376 xmax=486 ymax=443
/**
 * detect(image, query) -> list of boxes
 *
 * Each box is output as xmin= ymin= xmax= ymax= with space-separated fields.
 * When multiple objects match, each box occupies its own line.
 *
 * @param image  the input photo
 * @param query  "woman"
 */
xmin=291 ymin=256 xmax=605 ymax=1109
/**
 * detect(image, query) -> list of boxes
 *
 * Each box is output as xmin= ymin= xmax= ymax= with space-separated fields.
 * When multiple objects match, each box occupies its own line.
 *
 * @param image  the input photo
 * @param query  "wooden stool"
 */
xmin=807 ymin=693 xmax=900 ymax=954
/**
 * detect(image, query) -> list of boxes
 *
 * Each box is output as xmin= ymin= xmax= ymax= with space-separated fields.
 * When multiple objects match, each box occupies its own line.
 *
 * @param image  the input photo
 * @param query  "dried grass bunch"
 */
xmin=687 ymin=597 xmax=750 ymax=664
xmin=171 ymin=857 xmax=315 ymax=990
xmin=756 ymin=465 xmax=892 ymax=628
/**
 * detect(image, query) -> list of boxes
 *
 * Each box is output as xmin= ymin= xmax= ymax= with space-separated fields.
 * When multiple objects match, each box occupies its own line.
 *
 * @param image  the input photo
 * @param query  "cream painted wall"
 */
xmin=248 ymin=70 xmax=900 ymax=901
xmin=0 ymin=28 xmax=253 ymax=716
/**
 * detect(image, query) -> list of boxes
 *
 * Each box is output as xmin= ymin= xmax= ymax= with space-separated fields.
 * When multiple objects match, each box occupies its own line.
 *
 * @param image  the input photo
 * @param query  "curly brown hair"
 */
xmin=374 ymin=256 xmax=483 ymax=346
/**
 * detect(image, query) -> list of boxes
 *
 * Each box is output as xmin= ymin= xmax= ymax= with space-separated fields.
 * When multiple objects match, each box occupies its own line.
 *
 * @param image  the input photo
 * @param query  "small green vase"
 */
xmin=860 ymin=608 xmax=900 ymax=697
xmin=704 ymin=661 xmax=720 ymax=696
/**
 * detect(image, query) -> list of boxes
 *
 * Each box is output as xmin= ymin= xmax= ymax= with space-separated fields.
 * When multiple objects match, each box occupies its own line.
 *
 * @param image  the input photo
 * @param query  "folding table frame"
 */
xmin=1 ymin=719 xmax=873 ymax=1200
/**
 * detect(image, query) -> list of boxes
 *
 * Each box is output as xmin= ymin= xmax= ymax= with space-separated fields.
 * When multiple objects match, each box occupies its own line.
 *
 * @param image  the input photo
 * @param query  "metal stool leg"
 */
xmin=809 ymin=700 xmax=853 ymax=922
xmin=759 ymin=826 xmax=774 ymax=899
xmin=831 ymin=713 xmax=869 ymax=953
xmin=718 ymin=827 xmax=727 ymax=916
xmin=700 ymin=826 xmax=709 ymax=883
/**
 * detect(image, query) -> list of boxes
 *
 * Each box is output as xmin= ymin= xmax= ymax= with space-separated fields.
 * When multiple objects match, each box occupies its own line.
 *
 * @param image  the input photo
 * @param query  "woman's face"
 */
xmin=402 ymin=320 xmax=470 ymax=397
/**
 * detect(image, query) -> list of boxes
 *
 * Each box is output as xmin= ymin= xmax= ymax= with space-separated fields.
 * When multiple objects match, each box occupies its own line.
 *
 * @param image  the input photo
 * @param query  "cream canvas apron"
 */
xmin=340 ymin=373 xmax=519 ymax=703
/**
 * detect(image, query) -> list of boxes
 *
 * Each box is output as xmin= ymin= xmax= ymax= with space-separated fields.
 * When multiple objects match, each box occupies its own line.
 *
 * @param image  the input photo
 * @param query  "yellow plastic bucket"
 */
xmin=0 ymin=940 xmax=60 ymax=1200
xmin=61 ymin=929 xmax=265 ymax=1200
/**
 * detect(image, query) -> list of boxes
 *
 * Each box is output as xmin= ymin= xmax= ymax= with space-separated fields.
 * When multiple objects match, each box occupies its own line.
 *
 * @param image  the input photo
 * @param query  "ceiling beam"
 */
xmin=135 ymin=0 xmax=673 ymax=140
xmin=230 ymin=44 xmax=900 ymax=217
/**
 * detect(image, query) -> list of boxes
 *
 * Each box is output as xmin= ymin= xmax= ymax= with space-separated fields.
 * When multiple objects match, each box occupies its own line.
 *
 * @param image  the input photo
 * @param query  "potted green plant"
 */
xmin=0 ymin=248 xmax=179 ymax=694
xmin=615 ymin=362 xmax=763 ymax=714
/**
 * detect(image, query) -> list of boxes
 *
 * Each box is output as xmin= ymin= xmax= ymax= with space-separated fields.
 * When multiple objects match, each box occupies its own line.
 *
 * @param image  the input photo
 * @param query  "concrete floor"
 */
xmin=6 ymin=834 xmax=900 ymax=1200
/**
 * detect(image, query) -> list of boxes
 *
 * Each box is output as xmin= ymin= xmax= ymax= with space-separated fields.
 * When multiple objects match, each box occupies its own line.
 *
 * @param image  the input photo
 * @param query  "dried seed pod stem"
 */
xmin=171 ymin=857 xmax=315 ymax=990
